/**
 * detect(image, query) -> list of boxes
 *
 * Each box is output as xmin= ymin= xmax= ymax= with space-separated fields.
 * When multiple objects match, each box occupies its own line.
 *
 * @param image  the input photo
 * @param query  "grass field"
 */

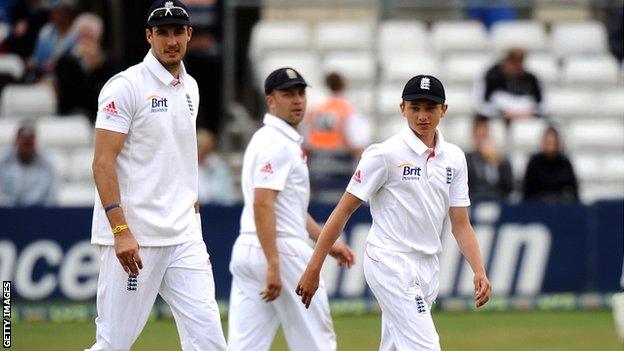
xmin=12 ymin=310 xmax=622 ymax=350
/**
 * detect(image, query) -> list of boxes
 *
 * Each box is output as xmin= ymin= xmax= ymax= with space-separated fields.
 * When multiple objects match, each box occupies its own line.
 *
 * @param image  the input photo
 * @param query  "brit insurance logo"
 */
xmin=398 ymin=162 xmax=421 ymax=181
xmin=147 ymin=95 xmax=168 ymax=113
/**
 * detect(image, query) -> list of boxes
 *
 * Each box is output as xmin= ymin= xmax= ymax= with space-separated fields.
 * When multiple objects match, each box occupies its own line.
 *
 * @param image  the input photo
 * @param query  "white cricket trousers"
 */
xmin=85 ymin=240 xmax=227 ymax=351
xmin=363 ymin=244 xmax=441 ymax=351
xmin=228 ymin=234 xmax=336 ymax=351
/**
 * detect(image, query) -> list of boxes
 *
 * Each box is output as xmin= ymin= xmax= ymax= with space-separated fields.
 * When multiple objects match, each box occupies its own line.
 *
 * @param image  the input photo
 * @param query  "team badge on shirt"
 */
xmin=186 ymin=93 xmax=194 ymax=115
xmin=446 ymin=167 xmax=453 ymax=184
xmin=260 ymin=162 xmax=273 ymax=174
xmin=352 ymin=169 xmax=362 ymax=183
xmin=415 ymin=295 xmax=427 ymax=313
xmin=399 ymin=162 xmax=421 ymax=181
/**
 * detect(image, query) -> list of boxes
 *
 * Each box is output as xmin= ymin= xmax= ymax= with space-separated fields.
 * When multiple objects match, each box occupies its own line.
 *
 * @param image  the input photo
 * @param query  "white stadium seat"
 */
xmin=248 ymin=20 xmax=310 ymax=61
xmin=0 ymin=54 xmax=25 ymax=80
xmin=561 ymin=55 xmax=620 ymax=86
xmin=380 ymin=54 xmax=439 ymax=83
xmin=510 ymin=152 xmax=529 ymax=181
xmin=442 ymin=53 xmax=492 ymax=84
xmin=565 ymin=119 xmax=624 ymax=151
xmin=509 ymin=118 xmax=548 ymax=153
xmin=525 ymin=53 xmax=559 ymax=84
xmin=438 ymin=115 xmax=472 ymax=151
xmin=551 ymin=21 xmax=608 ymax=57
xmin=490 ymin=20 xmax=547 ymax=53
xmin=58 ymin=182 xmax=95 ymax=207
xmin=0 ymin=84 xmax=57 ymax=118
xmin=256 ymin=51 xmax=320 ymax=91
xmin=46 ymin=149 xmax=70 ymax=181
xmin=322 ymin=51 xmax=375 ymax=85
xmin=315 ymin=20 xmax=374 ymax=52
xmin=598 ymin=88 xmax=624 ymax=118
xmin=444 ymin=86 xmax=474 ymax=117
xmin=431 ymin=21 xmax=488 ymax=54
xmin=572 ymin=153 xmax=602 ymax=182
xmin=68 ymin=147 xmax=94 ymax=182
xmin=544 ymin=88 xmax=596 ymax=119
xmin=378 ymin=20 xmax=428 ymax=62
xmin=346 ymin=87 xmax=374 ymax=116
xmin=0 ymin=119 xmax=19 ymax=147
xmin=377 ymin=84 xmax=403 ymax=116
xmin=36 ymin=116 xmax=92 ymax=148
xmin=580 ymin=182 xmax=624 ymax=203
xmin=602 ymin=154 xmax=624 ymax=182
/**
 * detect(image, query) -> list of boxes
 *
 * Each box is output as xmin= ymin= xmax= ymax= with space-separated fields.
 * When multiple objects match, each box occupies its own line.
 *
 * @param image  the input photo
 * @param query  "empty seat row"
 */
xmin=0 ymin=115 xmax=92 ymax=147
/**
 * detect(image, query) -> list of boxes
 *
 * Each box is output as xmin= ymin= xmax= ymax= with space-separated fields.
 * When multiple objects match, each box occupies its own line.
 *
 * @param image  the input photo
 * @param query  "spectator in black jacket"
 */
xmin=466 ymin=115 xmax=514 ymax=201
xmin=523 ymin=126 xmax=579 ymax=203
xmin=478 ymin=48 xmax=542 ymax=122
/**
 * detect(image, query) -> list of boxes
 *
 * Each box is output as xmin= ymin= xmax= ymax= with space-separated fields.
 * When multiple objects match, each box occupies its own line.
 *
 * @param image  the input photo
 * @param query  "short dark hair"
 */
xmin=325 ymin=72 xmax=345 ymax=93
xmin=473 ymin=114 xmax=490 ymax=127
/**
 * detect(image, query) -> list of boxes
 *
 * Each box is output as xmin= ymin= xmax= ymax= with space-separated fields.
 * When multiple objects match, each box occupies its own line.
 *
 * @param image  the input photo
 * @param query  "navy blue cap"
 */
xmin=402 ymin=75 xmax=445 ymax=104
xmin=147 ymin=0 xmax=191 ymax=27
xmin=264 ymin=67 xmax=308 ymax=95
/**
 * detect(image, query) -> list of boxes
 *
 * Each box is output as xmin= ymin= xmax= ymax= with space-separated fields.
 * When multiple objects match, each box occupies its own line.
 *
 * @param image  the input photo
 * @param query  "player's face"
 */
xmin=400 ymin=99 xmax=448 ymax=136
xmin=266 ymin=86 xmax=307 ymax=127
xmin=146 ymin=25 xmax=192 ymax=69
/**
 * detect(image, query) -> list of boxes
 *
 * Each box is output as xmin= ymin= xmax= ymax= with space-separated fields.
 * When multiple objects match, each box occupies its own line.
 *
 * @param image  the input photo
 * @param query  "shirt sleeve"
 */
xmin=450 ymin=151 xmax=471 ymax=207
xmin=95 ymin=75 xmax=135 ymax=134
xmin=253 ymin=143 xmax=294 ymax=191
xmin=346 ymin=144 xmax=387 ymax=202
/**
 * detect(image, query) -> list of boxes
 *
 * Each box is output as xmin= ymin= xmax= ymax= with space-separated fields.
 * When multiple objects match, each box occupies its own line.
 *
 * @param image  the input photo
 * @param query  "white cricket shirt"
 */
xmin=346 ymin=125 xmax=470 ymax=255
xmin=91 ymin=51 xmax=201 ymax=246
xmin=239 ymin=114 xmax=310 ymax=241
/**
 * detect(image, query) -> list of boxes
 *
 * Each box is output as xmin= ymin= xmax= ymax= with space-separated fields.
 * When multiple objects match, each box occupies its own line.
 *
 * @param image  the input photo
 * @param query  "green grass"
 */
xmin=11 ymin=310 xmax=622 ymax=350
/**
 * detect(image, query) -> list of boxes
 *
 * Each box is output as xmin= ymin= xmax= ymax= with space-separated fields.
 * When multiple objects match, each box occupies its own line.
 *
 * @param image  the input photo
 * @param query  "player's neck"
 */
xmin=414 ymin=130 xmax=436 ymax=148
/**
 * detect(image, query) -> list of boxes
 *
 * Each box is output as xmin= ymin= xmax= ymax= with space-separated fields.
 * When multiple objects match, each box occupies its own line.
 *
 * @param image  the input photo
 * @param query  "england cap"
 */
xmin=402 ymin=75 xmax=445 ymax=104
xmin=264 ymin=67 xmax=308 ymax=95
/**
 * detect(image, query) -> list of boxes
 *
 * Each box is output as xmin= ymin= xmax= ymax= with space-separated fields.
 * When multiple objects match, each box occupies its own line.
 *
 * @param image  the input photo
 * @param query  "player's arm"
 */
xmin=254 ymin=188 xmax=281 ymax=302
xmin=306 ymin=214 xmax=356 ymax=268
xmin=92 ymin=128 xmax=143 ymax=275
xmin=449 ymin=206 xmax=491 ymax=308
xmin=296 ymin=192 xmax=362 ymax=308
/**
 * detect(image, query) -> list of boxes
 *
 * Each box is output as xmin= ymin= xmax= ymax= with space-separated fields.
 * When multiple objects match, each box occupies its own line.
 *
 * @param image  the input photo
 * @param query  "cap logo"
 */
xmin=286 ymin=69 xmax=297 ymax=79
xmin=420 ymin=77 xmax=430 ymax=90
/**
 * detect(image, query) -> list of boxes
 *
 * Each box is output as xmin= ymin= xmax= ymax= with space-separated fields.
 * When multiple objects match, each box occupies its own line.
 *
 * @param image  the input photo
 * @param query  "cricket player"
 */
xmin=228 ymin=67 xmax=356 ymax=351
xmin=297 ymin=75 xmax=491 ymax=350
xmin=86 ymin=1 xmax=227 ymax=350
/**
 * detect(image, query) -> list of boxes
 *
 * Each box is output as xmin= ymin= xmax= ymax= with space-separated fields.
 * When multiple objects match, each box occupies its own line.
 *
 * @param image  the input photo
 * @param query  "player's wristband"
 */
xmin=104 ymin=203 xmax=121 ymax=213
xmin=112 ymin=224 xmax=129 ymax=236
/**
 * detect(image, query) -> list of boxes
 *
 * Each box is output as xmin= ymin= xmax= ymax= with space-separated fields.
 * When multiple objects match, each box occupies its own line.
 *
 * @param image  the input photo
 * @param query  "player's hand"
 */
xmin=328 ymin=242 xmax=356 ymax=268
xmin=473 ymin=271 xmax=491 ymax=308
xmin=295 ymin=267 xmax=320 ymax=309
xmin=114 ymin=229 xmax=143 ymax=275
xmin=261 ymin=265 xmax=282 ymax=302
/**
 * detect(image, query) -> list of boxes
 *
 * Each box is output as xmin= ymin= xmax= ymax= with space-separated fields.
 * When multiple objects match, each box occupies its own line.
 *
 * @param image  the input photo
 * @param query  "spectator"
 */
xmin=303 ymin=72 xmax=371 ymax=203
xmin=0 ymin=122 xmax=58 ymax=206
xmin=523 ymin=126 xmax=579 ymax=203
xmin=465 ymin=0 xmax=517 ymax=29
xmin=54 ymin=12 xmax=116 ymax=121
xmin=607 ymin=5 xmax=623 ymax=62
xmin=466 ymin=115 xmax=513 ymax=201
xmin=477 ymin=48 xmax=543 ymax=122
xmin=197 ymin=129 xmax=236 ymax=205
xmin=27 ymin=0 xmax=76 ymax=80
xmin=2 ymin=0 xmax=50 ymax=59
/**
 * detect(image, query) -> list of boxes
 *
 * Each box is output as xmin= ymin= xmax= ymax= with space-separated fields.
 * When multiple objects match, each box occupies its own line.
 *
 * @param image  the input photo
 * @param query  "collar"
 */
xmin=400 ymin=125 xmax=446 ymax=157
xmin=144 ymin=50 xmax=186 ymax=87
xmin=263 ymin=113 xmax=303 ymax=145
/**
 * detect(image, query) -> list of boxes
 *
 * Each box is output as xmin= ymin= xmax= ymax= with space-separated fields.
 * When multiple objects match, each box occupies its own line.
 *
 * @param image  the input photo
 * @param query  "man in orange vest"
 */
xmin=304 ymin=72 xmax=371 ymax=203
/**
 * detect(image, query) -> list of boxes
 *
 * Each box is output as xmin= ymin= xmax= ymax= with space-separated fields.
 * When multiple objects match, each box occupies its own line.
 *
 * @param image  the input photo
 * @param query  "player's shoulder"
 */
xmin=442 ymin=140 xmax=467 ymax=163
xmin=184 ymin=72 xmax=199 ymax=90
xmin=100 ymin=63 xmax=143 ymax=93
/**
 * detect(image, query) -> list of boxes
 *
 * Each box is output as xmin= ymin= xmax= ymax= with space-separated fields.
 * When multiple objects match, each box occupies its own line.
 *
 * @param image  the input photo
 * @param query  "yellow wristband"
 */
xmin=112 ymin=224 xmax=128 ymax=235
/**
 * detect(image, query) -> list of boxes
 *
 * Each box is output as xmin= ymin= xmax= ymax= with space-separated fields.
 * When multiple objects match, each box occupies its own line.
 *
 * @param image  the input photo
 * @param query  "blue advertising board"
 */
xmin=0 ymin=201 xmax=622 ymax=301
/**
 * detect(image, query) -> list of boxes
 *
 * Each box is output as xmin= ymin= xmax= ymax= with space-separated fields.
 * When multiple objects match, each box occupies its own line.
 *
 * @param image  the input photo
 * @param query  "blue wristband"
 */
xmin=104 ymin=203 xmax=121 ymax=213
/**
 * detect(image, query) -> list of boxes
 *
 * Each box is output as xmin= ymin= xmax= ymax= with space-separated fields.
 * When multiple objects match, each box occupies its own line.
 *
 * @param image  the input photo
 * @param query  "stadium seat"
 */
xmin=255 ymin=51 xmax=321 ymax=91
xmin=544 ymin=88 xmax=596 ymax=120
xmin=430 ymin=21 xmax=488 ymax=55
xmin=565 ymin=119 xmax=624 ymax=151
xmin=561 ymin=55 xmax=620 ymax=86
xmin=58 ymin=182 xmax=95 ymax=207
xmin=509 ymin=118 xmax=548 ymax=153
xmin=36 ymin=115 xmax=92 ymax=148
xmin=46 ymin=149 xmax=70 ymax=181
xmin=322 ymin=51 xmax=375 ymax=85
xmin=551 ymin=21 xmax=608 ymax=57
xmin=346 ymin=86 xmax=374 ymax=116
xmin=248 ymin=20 xmax=310 ymax=61
xmin=377 ymin=84 xmax=403 ymax=116
xmin=315 ymin=20 xmax=374 ymax=52
xmin=68 ymin=147 xmax=94 ymax=182
xmin=377 ymin=20 xmax=428 ymax=62
xmin=580 ymin=182 xmax=624 ymax=203
xmin=571 ymin=153 xmax=602 ymax=182
xmin=0 ymin=54 xmax=25 ymax=80
xmin=602 ymin=153 xmax=624 ymax=182
xmin=509 ymin=151 xmax=529 ymax=182
xmin=490 ymin=20 xmax=547 ymax=53
xmin=525 ymin=53 xmax=559 ymax=84
xmin=380 ymin=54 xmax=439 ymax=84
xmin=445 ymin=86 xmax=475 ymax=117
xmin=0 ymin=84 xmax=57 ymax=118
xmin=598 ymin=88 xmax=624 ymax=118
xmin=438 ymin=115 xmax=472 ymax=151
xmin=441 ymin=53 xmax=492 ymax=85
xmin=0 ymin=119 xmax=19 ymax=147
